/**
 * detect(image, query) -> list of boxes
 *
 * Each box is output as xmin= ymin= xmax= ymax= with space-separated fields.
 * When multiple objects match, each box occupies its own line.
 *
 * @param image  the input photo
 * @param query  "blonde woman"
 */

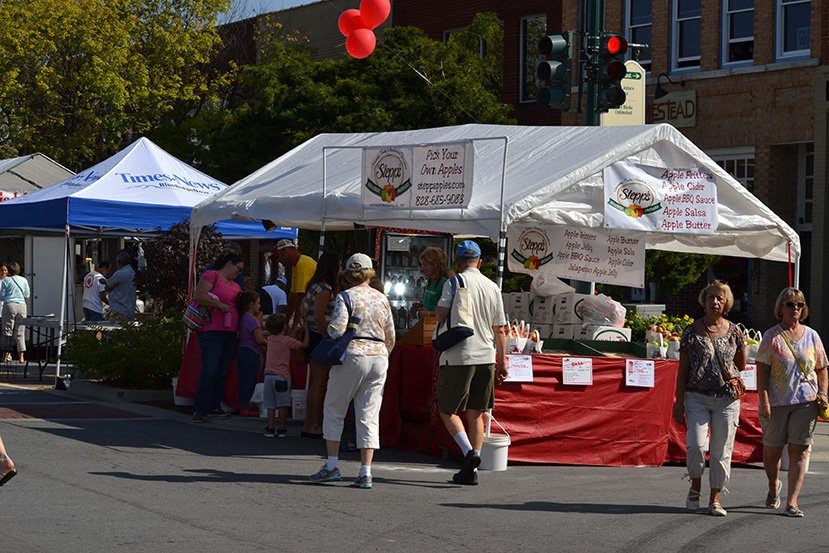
xmin=309 ymin=253 xmax=395 ymax=489
xmin=756 ymin=288 xmax=828 ymax=517
xmin=673 ymin=280 xmax=746 ymax=516
xmin=418 ymin=247 xmax=450 ymax=318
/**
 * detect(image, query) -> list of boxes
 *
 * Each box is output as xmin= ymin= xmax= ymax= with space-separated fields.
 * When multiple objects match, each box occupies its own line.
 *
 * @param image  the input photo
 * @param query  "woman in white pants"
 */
xmin=673 ymin=280 xmax=746 ymax=516
xmin=309 ymin=253 xmax=395 ymax=489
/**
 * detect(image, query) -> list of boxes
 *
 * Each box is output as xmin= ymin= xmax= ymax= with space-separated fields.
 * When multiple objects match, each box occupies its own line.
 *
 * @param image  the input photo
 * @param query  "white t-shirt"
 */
xmin=261 ymin=285 xmax=287 ymax=314
xmin=83 ymin=271 xmax=107 ymax=313
xmin=437 ymin=267 xmax=507 ymax=366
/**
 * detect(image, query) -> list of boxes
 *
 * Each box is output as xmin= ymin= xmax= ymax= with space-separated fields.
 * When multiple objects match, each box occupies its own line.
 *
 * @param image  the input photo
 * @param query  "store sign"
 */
xmin=507 ymin=224 xmax=646 ymax=288
xmin=361 ymin=141 xmax=474 ymax=210
xmin=601 ymin=61 xmax=646 ymax=126
xmin=603 ymin=161 xmax=718 ymax=234
xmin=651 ymin=89 xmax=696 ymax=128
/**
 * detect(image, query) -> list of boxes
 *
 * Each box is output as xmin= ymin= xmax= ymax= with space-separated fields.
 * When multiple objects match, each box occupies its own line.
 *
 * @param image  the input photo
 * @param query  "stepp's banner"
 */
xmin=507 ymin=223 xmax=646 ymax=288
xmin=361 ymin=142 xmax=473 ymax=209
xmin=603 ymin=162 xmax=718 ymax=234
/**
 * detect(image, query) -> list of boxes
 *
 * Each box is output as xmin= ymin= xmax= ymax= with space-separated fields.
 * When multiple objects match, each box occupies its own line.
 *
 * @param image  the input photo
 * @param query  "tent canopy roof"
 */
xmin=0 ymin=153 xmax=74 ymax=195
xmin=191 ymin=123 xmax=798 ymax=262
xmin=0 ymin=137 xmax=294 ymax=239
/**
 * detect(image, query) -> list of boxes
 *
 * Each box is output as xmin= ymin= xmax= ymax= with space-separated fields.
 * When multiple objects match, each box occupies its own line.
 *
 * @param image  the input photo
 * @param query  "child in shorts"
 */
xmin=263 ymin=313 xmax=308 ymax=438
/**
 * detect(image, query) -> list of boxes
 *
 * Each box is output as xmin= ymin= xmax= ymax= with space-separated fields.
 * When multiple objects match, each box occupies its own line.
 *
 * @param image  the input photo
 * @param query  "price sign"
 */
xmin=562 ymin=357 xmax=593 ymax=385
xmin=741 ymin=363 xmax=757 ymax=391
xmin=625 ymin=359 xmax=655 ymax=388
xmin=504 ymin=355 xmax=533 ymax=382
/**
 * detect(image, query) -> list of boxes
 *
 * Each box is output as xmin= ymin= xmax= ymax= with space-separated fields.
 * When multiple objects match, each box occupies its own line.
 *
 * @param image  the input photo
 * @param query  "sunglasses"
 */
xmin=785 ymin=301 xmax=806 ymax=309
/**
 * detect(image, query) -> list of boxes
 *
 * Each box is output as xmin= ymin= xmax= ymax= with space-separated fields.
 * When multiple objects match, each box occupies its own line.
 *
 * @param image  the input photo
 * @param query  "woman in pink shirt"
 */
xmin=192 ymin=253 xmax=244 ymax=422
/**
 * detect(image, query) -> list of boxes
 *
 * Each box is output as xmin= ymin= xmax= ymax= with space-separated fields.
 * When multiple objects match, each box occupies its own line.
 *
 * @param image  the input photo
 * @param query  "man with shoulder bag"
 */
xmin=434 ymin=240 xmax=507 ymax=486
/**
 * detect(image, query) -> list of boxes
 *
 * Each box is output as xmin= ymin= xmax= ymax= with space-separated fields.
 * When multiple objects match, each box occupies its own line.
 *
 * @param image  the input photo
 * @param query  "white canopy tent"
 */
xmin=191 ymin=123 xmax=800 ymax=281
xmin=0 ymin=153 xmax=74 ymax=199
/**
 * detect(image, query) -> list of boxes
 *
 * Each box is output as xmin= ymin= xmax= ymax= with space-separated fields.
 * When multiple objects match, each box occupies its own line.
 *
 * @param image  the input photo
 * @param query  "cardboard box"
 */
xmin=574 ymin=325 xmax=632 ymax=342
xmin=530 ymin=295 xmax=556 ymax=324
xmin=505 ymin=292 xmax=531 ymax=322
xmin=533 ymin=323 xmax=555 ymax=339
xmin=551 ymin=324 xmax=576 ymax=340
xmin=554 ymin=293 xmax=592 ymax=324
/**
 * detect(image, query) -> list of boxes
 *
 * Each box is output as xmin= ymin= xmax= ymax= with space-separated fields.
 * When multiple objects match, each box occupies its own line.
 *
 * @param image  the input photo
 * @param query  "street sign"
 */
xmin=601 ymin=60 xmax=646 ymax=126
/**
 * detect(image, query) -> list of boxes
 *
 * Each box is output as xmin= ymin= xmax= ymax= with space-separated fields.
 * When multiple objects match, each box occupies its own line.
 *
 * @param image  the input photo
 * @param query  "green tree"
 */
xmin=157 ymin=13 xmax=513 ymax=183
xmin=646 ymin=250 xmax=717 ymax=294
xmin=0 ymin=0 xmax=229 ymax=170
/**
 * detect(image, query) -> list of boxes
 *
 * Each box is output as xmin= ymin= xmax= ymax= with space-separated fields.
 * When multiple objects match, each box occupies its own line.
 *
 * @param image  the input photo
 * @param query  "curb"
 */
xmin=66 ymin=380 xmax=172 ymax=403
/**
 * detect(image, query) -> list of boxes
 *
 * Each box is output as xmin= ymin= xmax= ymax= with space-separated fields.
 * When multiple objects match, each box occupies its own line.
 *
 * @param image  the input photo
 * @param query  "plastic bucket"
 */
xmin=259 ymin=404 xmax=268 ymax=418
xmin=291 ymin=389 xmax=307 ymax=420
xmin=479 ymin=415 xmax=511 ymax=471
xmin=172 ymin=377 xmax=194 ymax=406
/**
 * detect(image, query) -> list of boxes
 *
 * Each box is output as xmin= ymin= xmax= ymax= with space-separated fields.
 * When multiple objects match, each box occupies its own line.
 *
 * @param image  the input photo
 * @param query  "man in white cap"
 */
xmin=272 ymin=238 xmax=316 ymax=325
xmin=435 ymin=240 xmax=507 ymax=485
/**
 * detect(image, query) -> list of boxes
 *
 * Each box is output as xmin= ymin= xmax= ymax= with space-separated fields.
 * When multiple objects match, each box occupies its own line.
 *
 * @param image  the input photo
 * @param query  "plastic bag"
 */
xmin=530 ymin=274 xmax=574 ymax=299
xmin=579 ymin=294 xmax=626 ymax=327
xmin=737 ymin=324 xmax=761 ymax=362
xmin=524 ymin=329 xmax=544 ymax=354
xmin=506 ymin=320 xmax=529 ymax=354
xmin=249 ymin=383 xmax=264 ymax=405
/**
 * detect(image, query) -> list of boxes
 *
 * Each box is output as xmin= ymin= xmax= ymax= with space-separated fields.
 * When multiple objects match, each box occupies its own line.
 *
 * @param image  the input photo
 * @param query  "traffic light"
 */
xmin=595 ymin=33 xmax=628 ymax=111
xmin=536 ymin=32 xmax=574 ymax=110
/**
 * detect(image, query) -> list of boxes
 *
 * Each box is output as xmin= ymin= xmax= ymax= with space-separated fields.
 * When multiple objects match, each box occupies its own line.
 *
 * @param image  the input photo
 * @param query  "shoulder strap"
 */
xmin=780 ymin=328 xmax=818 ymax=393
xmin=9 ymin=276 xmax=24 ymax=296
xmin=341 ymin=290 xmax=353 ymax=317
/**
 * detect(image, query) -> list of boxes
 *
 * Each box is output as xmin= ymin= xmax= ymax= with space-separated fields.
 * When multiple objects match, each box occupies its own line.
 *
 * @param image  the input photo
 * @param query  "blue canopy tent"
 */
xmin=0 ymin=137 xmax=296 ymax=384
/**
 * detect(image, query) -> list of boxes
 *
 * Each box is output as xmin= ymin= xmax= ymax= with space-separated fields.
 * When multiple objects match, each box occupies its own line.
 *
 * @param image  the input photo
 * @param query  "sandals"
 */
xmin=686 ymin=489 xmax=701 ymax=511
xmin=766 ymin=480 xmax=782 ymax=509
xmin=785 ymin=505 xmax=804 ymax=517
xmin=0 ymin=457 xmax=16 ymax=487
xmin=708 ymin=502 xmax=727 ymax=517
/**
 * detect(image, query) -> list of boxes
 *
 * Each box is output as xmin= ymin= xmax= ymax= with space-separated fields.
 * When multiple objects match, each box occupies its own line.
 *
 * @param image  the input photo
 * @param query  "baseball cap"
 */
xmin=455 ymin=240 xmax=481 ymax=259
xmin=275 ymin=238 xmax=297 ymax=251
xmin=345 ymin=253 xmax=373 ymax=270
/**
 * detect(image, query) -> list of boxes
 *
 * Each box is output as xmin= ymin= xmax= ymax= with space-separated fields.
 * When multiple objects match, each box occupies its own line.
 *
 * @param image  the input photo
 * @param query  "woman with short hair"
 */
xmin=673 ymin=280 xmax=746 ymax=516
xmin=756 ymin=288 xmax=828 ymax=517
xmin=1 ymin=262 xmax=30 ymax=364
xmin=308 ymin=253 xmax=395 ymax=489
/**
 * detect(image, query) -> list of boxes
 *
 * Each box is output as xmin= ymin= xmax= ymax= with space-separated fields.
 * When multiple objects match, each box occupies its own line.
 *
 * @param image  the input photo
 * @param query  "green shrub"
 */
xmin=625 ymin=312 xmax=695 ymax=343
xmin=64 ymin=312 xmax=184 ymax=389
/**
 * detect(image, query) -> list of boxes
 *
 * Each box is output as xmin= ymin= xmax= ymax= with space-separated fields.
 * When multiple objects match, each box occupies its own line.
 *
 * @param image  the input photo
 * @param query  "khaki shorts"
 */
xmin=762 ymin=401 xmax=819 ymax=447
xmin=437 ymin=363 xmax=494 ymax=414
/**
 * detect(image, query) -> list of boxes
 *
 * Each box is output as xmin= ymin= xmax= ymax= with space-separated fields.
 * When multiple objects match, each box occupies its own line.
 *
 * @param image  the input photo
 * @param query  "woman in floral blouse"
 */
xmin=673 ymin=280 xmax=746 ymax=517
xmin=308 ymin=253 xmax=395 ymax=489
xmin=756 ymin=288 xmax=828 ymax=517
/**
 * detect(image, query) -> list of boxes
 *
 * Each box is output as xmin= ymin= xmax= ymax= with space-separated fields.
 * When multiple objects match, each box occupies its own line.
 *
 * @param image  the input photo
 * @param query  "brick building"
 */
xmin=394 ymin=1 xmax=829 ymax=332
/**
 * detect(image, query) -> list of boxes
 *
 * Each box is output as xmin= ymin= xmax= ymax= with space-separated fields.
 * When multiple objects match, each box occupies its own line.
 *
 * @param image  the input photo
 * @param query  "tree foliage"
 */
xmin=155 ymin=13 xmax=513 ymax=183
xmin=138 ymin=220 xmax=226 ymax=311
xmin=0 ymin=0 xmax=229 ymax=169
xmin=646 ymin=251 xmax=717 ymax=294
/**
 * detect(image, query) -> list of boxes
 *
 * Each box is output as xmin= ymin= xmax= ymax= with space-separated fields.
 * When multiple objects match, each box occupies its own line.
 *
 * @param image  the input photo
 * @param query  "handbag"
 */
xmin=780 ymin=329 xmax=829 ymax=419
xmin=432 ymin=274 xmax=475 ymax=352
xmin=182 ymin=272 xmax=219 ymax=331
xmin=706 ymin=323 xmax=746 ymax=400
xmin=310 ymin=291 xmax=357 ymax=366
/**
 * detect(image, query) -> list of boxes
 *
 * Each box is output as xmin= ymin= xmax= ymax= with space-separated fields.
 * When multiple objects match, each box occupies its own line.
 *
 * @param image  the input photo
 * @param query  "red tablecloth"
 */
xmin=390 ymin=344 xmax=763 ymax=466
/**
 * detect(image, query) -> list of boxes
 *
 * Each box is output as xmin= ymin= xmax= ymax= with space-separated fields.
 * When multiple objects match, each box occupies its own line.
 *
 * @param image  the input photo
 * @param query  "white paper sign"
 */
xmin=603 ymin=162 xmax=718 ymax=234
xmin=362 ymin=142 xmax=473 ymax=210
xmin=741 ymin=363 xmax=757 ymax=391
xmin=507 ymin=224 xmax=646 ymax=288
xmin=504 ymin=355 xmax=534 ymax=382
xmin=562 ymin=357 xmax=593 ymax=385
xmin=625 ymin=359 xmax=655 ymax=388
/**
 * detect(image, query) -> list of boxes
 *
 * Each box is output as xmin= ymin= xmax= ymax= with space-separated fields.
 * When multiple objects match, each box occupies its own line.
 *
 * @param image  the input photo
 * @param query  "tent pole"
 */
xmin=319 ymin=147 xmax=328 ymax=258
xmin=794 ymin=252 xmax=801 ymax=289
xmin=55 ymin=224 xmax=70 ymax=387
xmin=489 ymin=137 xmax=510 ymax=438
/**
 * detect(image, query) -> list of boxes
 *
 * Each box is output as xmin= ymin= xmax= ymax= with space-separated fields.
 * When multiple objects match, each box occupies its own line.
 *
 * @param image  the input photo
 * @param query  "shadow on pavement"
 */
xmin=441 ymin=500 xmax=691 ymax=515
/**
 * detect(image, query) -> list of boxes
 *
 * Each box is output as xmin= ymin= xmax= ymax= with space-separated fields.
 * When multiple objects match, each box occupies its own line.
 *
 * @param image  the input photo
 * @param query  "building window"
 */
xmin=520 ymin=14 xmax=547 ymax=103
xmin=710 ymin=149 xmax=755 ymax=193
xmin=723 ymin=0 xmax=754 ymax=65
xmin=626 ymin=0 xmax=652 ymax=72
xmin=797 ymin=143 xmax=814 ymax=231
xmin=671 ymin=0 xmax=701 ymax=70
xmin=776 ymin=0 xmax=811 ymax=59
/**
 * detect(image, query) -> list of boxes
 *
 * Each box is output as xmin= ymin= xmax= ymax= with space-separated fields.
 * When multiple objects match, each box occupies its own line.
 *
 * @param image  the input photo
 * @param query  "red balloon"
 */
xmin=359 ymin=0 xmax=391 ymax=29
xmin=338 ymin=9 xmax=365 ymax=37
xmin=346 ymin=28 xmax=376 ymax=59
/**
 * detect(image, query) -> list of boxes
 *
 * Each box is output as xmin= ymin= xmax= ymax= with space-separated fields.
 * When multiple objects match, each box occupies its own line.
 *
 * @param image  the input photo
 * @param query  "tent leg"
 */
xmin=318 ymin=220 xmax=326 ymax=259
xmin=55 ymin=225 xmax=69 ymax=386
xmin=794 ymin=253 xmax=801 ymax=289
xmin=495 ymin=230 xmax=506 ymax=291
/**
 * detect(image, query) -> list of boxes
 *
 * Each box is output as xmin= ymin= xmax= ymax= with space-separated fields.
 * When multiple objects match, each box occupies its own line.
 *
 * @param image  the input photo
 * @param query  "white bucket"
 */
xmin=291 ymin=389 xmax=307 ymax=420
xmin=479 ymin=415 xmax=511 ymax=471
xmin=172 ymin=377 xmax=194 ymax=406
xmin=259 ymin=404 xmax=268 ymax=418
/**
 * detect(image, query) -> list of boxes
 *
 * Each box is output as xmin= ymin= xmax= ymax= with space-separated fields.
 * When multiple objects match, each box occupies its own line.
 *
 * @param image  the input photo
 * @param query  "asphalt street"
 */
xmin=1 ymin=383 xmax=827 ymax=553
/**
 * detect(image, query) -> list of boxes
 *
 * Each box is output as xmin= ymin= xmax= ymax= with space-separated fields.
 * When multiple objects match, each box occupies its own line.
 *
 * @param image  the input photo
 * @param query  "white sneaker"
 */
xmin=686 ymin=489 xmax=700 ymax=512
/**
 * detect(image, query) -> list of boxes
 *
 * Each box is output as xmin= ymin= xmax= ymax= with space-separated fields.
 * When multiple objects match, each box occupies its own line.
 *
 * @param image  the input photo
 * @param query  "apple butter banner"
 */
xmin=603 ymin=161 xmax=718 ymax=234
xmin=507 ymin=224 xmax=646 ymax=288
xmin=362 ymin=142 xmax=473 ymax=209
